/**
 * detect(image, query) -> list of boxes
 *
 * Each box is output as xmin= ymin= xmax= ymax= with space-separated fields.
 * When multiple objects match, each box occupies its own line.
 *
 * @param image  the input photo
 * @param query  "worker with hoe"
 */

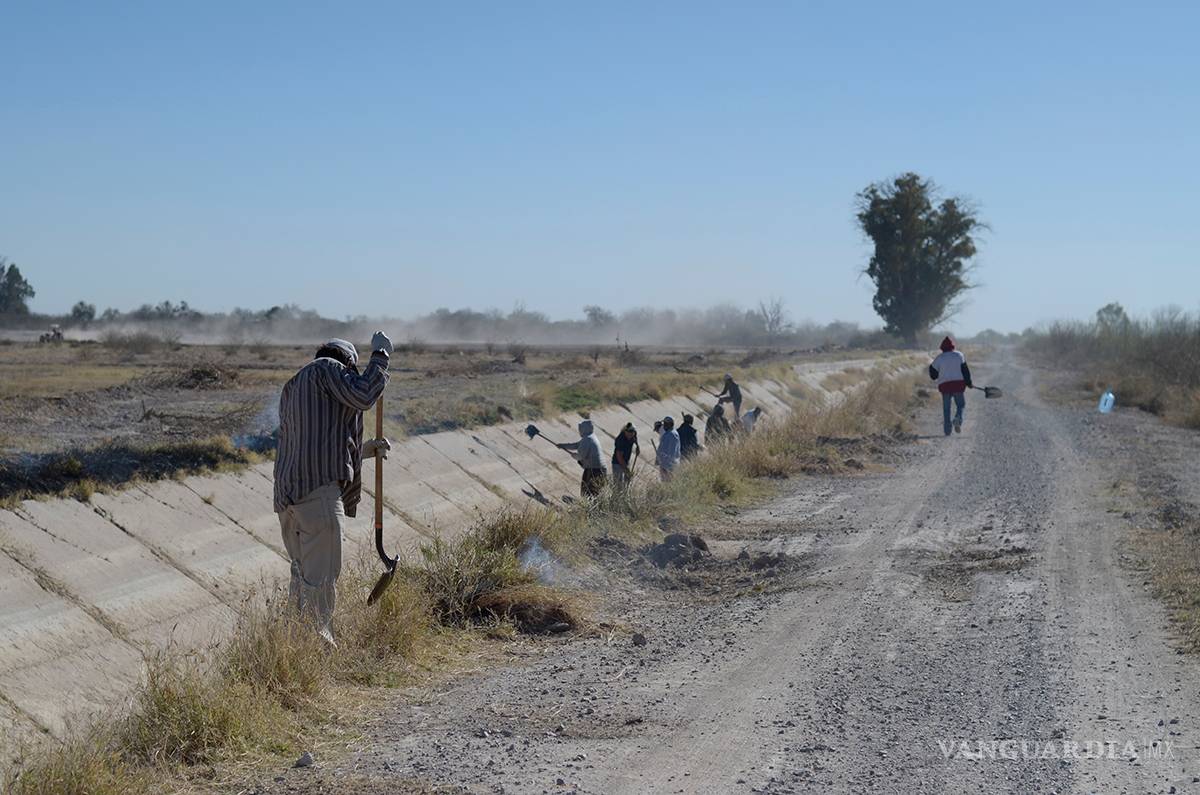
xmin=705 ymin=403 xmax=733 ymax=443
xmin=929 ymin=335 xmax=973 ymax=436
xmin=558 ymin=419 xmax=608 ymax=496
xmin=741 ymin=406 xmax=765 ymax=433
xmin=678 ymin=414 xmax=702 ymax=459
xmin=716 ymin=373 xmax=743 ymax=417
xmin=611 ymin=422 xmax=640 ymax=488
xmin=657 ymin=416 xmax=682 ymax=480
xmin=274 ymin=333 xmax=392 ymax=646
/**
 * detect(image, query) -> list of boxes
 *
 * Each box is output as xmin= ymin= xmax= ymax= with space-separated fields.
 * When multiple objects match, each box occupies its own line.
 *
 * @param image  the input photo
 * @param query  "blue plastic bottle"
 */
xmin=1098 ymin=390 xmax=1115 ymax=414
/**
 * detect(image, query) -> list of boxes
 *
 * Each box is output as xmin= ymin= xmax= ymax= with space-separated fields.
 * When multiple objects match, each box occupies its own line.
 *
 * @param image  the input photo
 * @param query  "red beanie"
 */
xmin=940 ymin=336 xmax=955 ymax=352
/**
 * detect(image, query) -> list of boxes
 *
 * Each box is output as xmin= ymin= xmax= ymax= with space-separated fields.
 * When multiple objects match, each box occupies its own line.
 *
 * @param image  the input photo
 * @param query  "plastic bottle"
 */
xmin=1098 ymin=390 xmax=1115 ymax=414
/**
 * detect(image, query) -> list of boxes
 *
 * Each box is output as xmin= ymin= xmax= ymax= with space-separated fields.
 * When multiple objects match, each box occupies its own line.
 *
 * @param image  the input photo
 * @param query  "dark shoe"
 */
xmin=953 ymin=418 xmax=962 ymax=433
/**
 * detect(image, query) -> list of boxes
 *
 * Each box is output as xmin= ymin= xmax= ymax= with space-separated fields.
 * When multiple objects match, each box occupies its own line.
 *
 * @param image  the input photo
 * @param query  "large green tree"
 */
xmin=856 ymin=173 xmax=984 ymax=345
xmin=0 ymin=257 xmax=36 ymax=314
xmin=71 ymin=301 xmax=97 ymax=326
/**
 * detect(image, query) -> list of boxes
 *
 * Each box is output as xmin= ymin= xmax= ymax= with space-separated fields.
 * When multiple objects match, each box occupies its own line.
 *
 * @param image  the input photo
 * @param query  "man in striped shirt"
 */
xmin=274 ymin=333 xmax=392 ymax=645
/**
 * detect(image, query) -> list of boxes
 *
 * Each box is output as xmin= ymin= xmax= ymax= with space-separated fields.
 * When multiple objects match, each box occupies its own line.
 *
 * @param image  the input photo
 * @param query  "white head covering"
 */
xmin=321 ymin=338 xmax=359 ymax=366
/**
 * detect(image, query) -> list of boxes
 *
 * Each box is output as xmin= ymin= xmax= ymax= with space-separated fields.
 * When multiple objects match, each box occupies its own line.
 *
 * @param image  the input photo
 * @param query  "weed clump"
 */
xmin=0 ymin=437 xmax=261 ymax=505
xmin=407 ymin=508 xmax=567 ymax=628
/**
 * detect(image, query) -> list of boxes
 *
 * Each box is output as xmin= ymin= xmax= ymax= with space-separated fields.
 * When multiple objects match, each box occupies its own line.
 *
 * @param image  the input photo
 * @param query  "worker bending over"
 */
xmin=559 ymin=420 xmax=608 ymax=496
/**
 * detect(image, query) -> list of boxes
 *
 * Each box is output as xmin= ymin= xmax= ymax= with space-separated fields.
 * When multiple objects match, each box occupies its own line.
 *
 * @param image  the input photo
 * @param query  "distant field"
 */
xmin=0 ymin=337 xmax=892 ymax=458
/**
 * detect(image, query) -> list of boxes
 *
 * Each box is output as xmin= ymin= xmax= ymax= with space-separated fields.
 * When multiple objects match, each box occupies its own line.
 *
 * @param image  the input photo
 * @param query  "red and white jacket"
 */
xmin=929 ymin=338 xmax=972 ymax=394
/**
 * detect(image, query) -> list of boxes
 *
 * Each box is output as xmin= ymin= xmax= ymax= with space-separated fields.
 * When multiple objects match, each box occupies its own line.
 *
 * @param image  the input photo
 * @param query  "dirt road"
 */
xmin=264 ymin=354 xmax=1200 ymax=794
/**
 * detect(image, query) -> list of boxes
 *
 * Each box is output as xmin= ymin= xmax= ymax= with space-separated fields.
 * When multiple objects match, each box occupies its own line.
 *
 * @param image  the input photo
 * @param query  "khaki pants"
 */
xmin=612 ymin=463 xmax=631 ymax=488
xmin=278 ymin=482 xmax=345 ymax=644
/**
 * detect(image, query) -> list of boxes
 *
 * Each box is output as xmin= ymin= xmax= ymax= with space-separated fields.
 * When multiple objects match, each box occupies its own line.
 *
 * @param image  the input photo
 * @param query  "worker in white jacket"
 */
xmin=656 ymin=416 xmax=681 ymax=481
xmin=929 ymin=336 xmax=973 ymax=436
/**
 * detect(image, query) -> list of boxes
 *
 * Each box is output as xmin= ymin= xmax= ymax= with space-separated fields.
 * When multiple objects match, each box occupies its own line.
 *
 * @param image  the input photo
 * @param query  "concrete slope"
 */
xmin=1 ymin=500 xmax=233 ymax=651
xmin=0 ymin=550 xmax=144 ymax=736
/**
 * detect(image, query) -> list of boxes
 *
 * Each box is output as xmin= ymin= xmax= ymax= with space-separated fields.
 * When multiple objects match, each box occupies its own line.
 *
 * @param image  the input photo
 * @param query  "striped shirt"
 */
xmin=273 ymin=351 xmax=390 ymax=517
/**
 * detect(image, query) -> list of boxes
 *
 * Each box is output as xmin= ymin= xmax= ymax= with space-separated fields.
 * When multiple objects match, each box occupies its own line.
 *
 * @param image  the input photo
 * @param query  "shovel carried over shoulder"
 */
xmin=367 ymin=397 xmax=399 ymax=606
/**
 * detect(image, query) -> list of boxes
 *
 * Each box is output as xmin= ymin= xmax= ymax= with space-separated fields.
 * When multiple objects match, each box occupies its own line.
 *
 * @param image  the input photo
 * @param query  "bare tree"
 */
xmin=757 ymin=297 xmax=792 ymax=342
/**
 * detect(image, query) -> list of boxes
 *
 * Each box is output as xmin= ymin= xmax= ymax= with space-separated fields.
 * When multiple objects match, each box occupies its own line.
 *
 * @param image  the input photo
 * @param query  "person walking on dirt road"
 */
xmin=559 ymin=419 xmax=608 ymax=497
xmin=657 ymin=416 xmax=681 ymax=481
xmin=678 ymin=414 xmax=702 ymax=459
xmin=611 ymin=422 xmax=640 ymax=488
xmin=929 ymin=336 xmax=973 ymax=436
xmin=716 ymin=373 xmax=743 ymax=417
xmin=275 ymin=334 xmax=392 ymax=646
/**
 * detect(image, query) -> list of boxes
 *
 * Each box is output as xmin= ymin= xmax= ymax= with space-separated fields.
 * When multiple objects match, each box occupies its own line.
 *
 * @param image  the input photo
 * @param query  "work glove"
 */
xmin=371 ymin=331 xmax=394 ymax=356
xmin=363 ymin=438 xmax=391 ymax=460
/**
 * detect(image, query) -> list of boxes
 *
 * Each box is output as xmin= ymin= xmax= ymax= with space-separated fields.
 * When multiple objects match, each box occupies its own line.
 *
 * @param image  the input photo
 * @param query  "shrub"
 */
xmin=99 ymin=330 xmax=163 ymax=355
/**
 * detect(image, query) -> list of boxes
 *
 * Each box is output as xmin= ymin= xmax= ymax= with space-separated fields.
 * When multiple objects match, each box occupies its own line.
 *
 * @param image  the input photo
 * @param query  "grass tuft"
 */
xmin=119 ymin=655 xmax=278 ymax=767
xmin=7 ymin=733 xmax=151 ymax=795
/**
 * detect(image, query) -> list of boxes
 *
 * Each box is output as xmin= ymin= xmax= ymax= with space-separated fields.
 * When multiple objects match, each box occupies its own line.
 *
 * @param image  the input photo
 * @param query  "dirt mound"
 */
xmin=739 ymin=550 xmax=790 ymax=571
xmin=1155 ymin=498 xmax=1196 ymax=530
xmin=473 ymin=585 xmax=576 ymax=635
xmin=143 ymin=362 xmax=241 ymax=390
xmin=174 ymin=362 xmax=241 ymax=389
xmin=644 ymin=533 xmax=711 ymax=568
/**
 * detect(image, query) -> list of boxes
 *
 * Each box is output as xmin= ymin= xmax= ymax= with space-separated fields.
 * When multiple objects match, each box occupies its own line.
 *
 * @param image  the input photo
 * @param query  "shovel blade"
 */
xmin=367 ymin=559 xmax=398 ymax=606
xmin=524 ymin=424 xmax=540 ymax=439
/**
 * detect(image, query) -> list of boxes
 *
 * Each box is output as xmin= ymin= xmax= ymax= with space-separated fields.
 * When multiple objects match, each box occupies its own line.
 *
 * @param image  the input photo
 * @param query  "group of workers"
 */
xmin=555 ymin=373 xmax=767 ymax=497
xmin=271 ymin=339 xmax=767 ymax=644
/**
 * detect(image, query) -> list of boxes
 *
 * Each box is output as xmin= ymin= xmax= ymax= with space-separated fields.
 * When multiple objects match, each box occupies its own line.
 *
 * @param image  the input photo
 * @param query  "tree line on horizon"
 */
xmin=3 ymin=170 xmax=989 ymax=347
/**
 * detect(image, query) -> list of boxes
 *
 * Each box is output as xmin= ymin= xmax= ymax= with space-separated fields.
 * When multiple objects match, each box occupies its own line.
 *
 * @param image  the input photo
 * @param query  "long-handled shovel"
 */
xmin=367 ymin=397 xmax=399 ymax=606
xmin=524 ymin=423 xmax=565 ymax=447
xmin=970 ymin=385 xmax=1003 ymax=399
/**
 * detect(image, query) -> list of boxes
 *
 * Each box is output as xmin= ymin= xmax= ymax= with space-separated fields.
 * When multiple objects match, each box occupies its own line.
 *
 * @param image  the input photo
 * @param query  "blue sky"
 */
xmin=3 ymin=1 xmax=1197 ymax=333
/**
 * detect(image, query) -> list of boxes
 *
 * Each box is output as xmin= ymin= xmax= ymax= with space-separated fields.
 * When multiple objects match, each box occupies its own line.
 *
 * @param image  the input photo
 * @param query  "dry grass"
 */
xmin=406 ymin=508 xmax=569 ymax=629
xmin=4 ymin=734 xmax=152 ymax=795
xmin=1027 ymin=315 xmax=1200 ymax=427
xmin=1136 ymin=521 xmax=1200 ymax=652
xmin=119 ymin=656 xmax=282 ymax=767
xmin=0 ymin=365 xmax=141 ymax=399
xmin=820 ymin=366 xmax=868 ymax=392
xmin=0 ymin=436 xmax=264 ymax=507
xmin=99 ymin=330 xmax=178 ymax=356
